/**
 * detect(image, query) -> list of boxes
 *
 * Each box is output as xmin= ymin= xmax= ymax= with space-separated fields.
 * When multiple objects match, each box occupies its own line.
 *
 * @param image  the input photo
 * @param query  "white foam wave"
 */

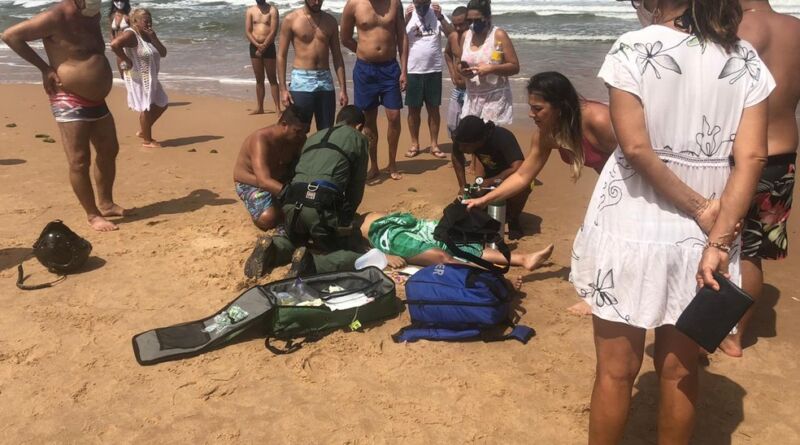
xmin=509 ymin=33 xmax=618 ymax=42
xmin=159 ymin=72 xmax=252 ymax=85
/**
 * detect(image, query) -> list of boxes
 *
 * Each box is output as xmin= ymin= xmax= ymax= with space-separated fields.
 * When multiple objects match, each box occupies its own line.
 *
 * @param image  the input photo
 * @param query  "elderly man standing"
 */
xmin=402 ymin=0 xmax=453 ymax=159
xmin=341 ymin=0 xmax=408 ymax=181
xmin=2 ymin=0 xmax=125 ymax=231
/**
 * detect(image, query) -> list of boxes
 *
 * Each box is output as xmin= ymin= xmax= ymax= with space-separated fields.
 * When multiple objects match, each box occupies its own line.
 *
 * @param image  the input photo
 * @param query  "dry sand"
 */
xmin=0 ymin=84 xmax=798 ymax=444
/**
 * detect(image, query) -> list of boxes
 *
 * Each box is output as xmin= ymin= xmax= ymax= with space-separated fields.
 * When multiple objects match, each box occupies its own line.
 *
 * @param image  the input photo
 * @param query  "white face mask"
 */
xmin=635 ymin=2 xmax=655 ymax=27
xmin=113 ymin=1 xmax=125 ymax=9
xmin=80 ymin=0 xmax=102 ymax=16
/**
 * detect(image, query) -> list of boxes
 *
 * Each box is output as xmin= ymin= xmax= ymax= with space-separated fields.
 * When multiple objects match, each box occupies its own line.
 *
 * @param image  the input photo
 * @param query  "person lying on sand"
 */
xmin=356 ymin=211 xmax=554 ymax=274
xmin=233 ymin=105 xmax=311 ymax=231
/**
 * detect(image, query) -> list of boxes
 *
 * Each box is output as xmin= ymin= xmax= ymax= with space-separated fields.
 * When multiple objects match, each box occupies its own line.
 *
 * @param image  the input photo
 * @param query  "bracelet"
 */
xmin=705 ymin=241 xmax=731 ymax=253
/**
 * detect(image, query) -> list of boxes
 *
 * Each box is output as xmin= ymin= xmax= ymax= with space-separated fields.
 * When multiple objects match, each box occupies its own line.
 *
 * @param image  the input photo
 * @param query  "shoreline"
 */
xmin=1 ymin=83 xmax=799 ymax=443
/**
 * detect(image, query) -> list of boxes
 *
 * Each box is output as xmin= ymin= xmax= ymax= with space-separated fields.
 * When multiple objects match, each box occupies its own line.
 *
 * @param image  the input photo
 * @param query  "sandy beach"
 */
xmin=0 ymin=83 xmax=798 ymax=444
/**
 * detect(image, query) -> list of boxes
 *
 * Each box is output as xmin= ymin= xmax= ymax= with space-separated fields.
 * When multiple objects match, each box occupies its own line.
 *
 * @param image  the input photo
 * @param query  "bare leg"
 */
xmin=654 ymin=325 xmax=699 ymax=444
xmin=57 ymin=121 xmax=117 ymax=231
xmin=264 ymin=58 xmax=281 ymax=114
xmin=385 ymin=108 xmax=402 ymax=179
xmin=589 ymin=316 xmax=645 ymax=445
xmin=364 ymin=107 xmax=380 ymax=180
xmin=426 ymin=103 xmax=442 ymax=154
xmin=406 ymin=248 xmax=454 ymax=267
xmin=139 ymin=106 xmax=163 ymax=147
xmin=480 ymin=243 xmax=553 ymax=271
xmin=250 ymin=57 xmax=265 ymax=114
xmin=89 ymin=114 xmax=125 ymax=218
xmin=254 ymin=206 xmax=283 ymax=232
xmin=720 ymin=256 xmax=761 ymax=357
xmin=406 ymin=106 xmax=422 ymax=156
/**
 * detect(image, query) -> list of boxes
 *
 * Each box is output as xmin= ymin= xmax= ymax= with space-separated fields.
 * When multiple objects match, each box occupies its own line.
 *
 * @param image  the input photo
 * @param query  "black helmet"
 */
xmin=32 ymin=220 xmax=92 ymax=274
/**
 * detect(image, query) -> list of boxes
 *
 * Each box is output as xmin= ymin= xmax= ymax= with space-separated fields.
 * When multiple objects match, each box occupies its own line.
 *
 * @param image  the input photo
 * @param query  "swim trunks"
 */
xmin=235 ymin=181 xmax=274 ymax=220
xmin=739 ymin=152 xmax=796 ymax=260
xmin=289 ymin=69 xmax=336 ymax=130
xmin=353 ymin=59 xmax=403 ymax=111
xmin=405 ymin=71 xmax=442 ymax=108
xmin=49 ymin=92 xmax=110 ymax=123
xmin=446 ymin=87 xmax=466 ymax=137
xmin=368 ymin=212 xmax=482 ymax=260
xmin=249 ymin=42 xmax=276 ymax=59
xmin=290 ymin=69 xmax=335 ymax=92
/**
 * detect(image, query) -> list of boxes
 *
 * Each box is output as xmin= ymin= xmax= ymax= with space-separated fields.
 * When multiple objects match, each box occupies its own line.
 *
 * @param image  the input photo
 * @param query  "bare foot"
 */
xmin=136 ymin=131 xmax=144 ymax=139
xmin=88 ymin=215 xmax=118 ymax=232
xmin=430 ymin=146 xmax=447 ymax=159
xmin=388 ymin=168 xmax=403 ymax=180
xmin=249 ymin=109 xmax=265 ymax=115
xmin=523 ymin=244 xmax=554 ymax=271
xmin=142 ymin=140 xmax=162 ymax=148
xmin=513 ymin=275 xmax=523 ymax=290
xmin=567 ymin=301 xmax=592 ymax=316
xmin=99 ymin=203 xmax=127 ymax=218
xmin=718 ymin=336 xmax=743 ymax=358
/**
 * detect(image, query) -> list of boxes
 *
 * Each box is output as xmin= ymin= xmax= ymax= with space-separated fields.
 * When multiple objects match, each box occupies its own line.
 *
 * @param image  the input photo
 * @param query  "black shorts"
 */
xmin=249 ymin=42 xmax=276 ymax=59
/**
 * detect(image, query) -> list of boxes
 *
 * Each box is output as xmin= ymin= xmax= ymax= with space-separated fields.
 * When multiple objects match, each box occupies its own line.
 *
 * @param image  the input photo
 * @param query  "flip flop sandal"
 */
xmin=430 ymin=148 xmax=447 ymax=159
xmin=404 ymin=146 xmax=421 ymax=158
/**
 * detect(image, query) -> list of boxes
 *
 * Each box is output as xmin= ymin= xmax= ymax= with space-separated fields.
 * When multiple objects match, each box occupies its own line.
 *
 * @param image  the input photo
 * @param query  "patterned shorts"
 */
xmin=235 ymin=181 xmax=274 ymax=220
xmin=740 ymin=153 xmax=796 ymax=260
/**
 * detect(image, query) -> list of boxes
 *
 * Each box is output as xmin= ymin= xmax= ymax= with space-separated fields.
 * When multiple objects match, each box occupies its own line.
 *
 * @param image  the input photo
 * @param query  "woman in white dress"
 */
xmin=455 ymin=0 xmax=519 ymax=125
xmin=571 ymin=0 xmax=772 ymax=443
xmin=110 ymin=9 xmax=169 ymax=148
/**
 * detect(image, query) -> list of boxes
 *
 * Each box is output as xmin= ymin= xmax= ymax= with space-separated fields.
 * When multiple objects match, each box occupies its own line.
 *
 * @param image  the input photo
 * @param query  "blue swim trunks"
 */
xmin=235 ymin=181 xmax=273 ymax=220
xmin=353 ymin=59 xmax=403 ymax=111
xmin=290 ymin=69 xmax=335 ymax=92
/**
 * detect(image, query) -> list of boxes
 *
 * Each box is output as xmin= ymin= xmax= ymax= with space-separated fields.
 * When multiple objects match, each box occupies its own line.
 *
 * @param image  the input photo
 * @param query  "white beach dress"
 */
xmin=460 ymin=27 xmax=514 ymax=125
xmin=570 ymin=26 xmax=774 ymax=329
xmin=122 ymin=28 xmax=168 ymax=112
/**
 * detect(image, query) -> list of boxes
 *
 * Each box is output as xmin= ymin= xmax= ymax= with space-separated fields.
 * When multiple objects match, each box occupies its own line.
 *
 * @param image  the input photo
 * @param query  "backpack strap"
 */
xmin=441 ymin=235 xmax=511 ymax=274
xmin=392 ymin=322 xmax=534 ymax=344
xmin=303 ymin=125 xmax=355 ymax=173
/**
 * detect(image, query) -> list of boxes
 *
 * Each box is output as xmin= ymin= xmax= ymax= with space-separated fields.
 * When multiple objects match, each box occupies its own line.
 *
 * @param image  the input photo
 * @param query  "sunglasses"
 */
xmin=615 ymin=0 xmax=642 ymax=7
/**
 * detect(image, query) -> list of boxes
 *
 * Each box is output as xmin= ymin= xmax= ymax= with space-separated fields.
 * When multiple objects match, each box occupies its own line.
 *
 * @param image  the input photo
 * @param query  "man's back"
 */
xmin=293 ymin=125 xmax=368 ymax=189
xmin=739 ymin=6 xmax=800 ymax=153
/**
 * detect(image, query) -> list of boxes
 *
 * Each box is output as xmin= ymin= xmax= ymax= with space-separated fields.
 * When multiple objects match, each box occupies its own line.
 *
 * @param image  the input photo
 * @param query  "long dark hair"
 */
xmin=528 ymin=72 xmax=584 ymax=180
xmin=466 ymin=0 xmax=491 ymax=18
xmin=108 ymin=0 xmax=131 ymax=17
xmin=671 ymin=0 xmax=742 ymax=52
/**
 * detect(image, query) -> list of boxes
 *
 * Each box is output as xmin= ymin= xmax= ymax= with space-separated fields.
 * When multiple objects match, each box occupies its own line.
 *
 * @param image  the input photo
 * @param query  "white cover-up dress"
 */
xmin=459 ymin=26 xmax=513 ymax=125
xmin=570 ymin=26 xmax=774 ymax=328
xmin=122 ymin=28 xmax=168 ymax=112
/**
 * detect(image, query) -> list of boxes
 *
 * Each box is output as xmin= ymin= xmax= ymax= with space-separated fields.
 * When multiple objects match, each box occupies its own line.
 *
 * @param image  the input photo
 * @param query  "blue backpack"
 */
xmin=392 ymin=263 xmax=534 ymax=344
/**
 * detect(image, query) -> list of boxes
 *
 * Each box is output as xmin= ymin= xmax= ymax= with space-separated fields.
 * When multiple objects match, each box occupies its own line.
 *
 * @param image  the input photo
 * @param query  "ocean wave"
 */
xmin=159 ymin=72 xmax=253 ymax=85
xmin=509 ymin=33 xmax=618 ymax=42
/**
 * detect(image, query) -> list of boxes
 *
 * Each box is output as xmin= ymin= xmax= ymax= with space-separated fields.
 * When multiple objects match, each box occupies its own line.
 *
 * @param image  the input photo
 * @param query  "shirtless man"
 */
xmin=2 ymin=0 xmax=125 ymax=232
xmin=277 ymin=0 xmax=348 ymax=131
xmin=233 ymin=105 xmax=311 ymax=231
xmin=245 ymin=0 xmax=281 ymax=115
xmin=341 ymin=0 xmax=409 ymax=181
xmin=721 ymin=1 xmax=800 ymax=357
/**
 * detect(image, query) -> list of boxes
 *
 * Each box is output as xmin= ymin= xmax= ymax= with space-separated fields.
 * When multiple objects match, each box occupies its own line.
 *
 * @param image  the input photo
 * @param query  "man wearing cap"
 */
xmin=451 ymin=115 xmax=530 ymax=239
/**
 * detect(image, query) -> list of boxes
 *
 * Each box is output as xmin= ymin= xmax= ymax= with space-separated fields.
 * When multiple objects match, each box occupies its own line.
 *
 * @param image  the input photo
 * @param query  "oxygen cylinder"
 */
xmin=487 ymin=199 xmax=506 ymax=249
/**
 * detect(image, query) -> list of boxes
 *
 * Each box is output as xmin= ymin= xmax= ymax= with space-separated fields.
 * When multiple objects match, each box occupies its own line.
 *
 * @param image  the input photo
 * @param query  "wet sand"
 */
xmin=0 ymin=84 xmax=798 ymax=444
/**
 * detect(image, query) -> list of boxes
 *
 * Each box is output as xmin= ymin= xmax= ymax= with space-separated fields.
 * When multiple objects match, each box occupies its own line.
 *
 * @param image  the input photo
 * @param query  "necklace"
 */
xmin=303 ymin=10 xmax=319 ymax=31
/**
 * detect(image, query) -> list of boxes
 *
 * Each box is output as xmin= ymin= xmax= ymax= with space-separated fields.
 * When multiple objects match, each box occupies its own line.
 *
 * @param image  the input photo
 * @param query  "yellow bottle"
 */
xmin=490 ymin=41 xmax=504 ymax=64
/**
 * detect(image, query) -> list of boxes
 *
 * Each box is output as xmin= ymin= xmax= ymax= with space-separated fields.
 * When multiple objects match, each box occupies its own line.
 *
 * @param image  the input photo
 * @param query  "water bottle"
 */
xmin=287 ymin=277 xmax=318 ymax=303
xmin=486 ymin=41 xmax=503 ymax=85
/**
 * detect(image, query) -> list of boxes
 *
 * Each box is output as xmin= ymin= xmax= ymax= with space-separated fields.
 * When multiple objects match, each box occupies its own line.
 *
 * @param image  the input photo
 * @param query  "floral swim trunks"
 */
xmin=235 ymin=181 xmax=274 ymax=220
xmin=739 ymin=153 xmax=796 ymax=260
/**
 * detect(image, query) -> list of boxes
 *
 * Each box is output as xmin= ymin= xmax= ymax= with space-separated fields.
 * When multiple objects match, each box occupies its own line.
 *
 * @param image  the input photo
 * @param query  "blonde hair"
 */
xmin=130 ymin=8 xmax=151 ymax=27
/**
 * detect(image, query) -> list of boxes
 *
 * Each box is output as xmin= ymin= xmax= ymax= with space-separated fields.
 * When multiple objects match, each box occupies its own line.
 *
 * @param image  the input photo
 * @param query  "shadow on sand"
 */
xmin=620 ymin=369 xmax=745 ymax=445
xmin=167 ymin=101 xmax=192 ymax=107
xmin=0 ymin=159 xmax=26 ymax=166
xmin=742 ymin=283 xmax=779 ymax=349
xmin=117 ymin=189 xmax=237 ymax=224
xmin=0 ymin=247 xmax=33 ymax=272
xmin=160 ymin=135 xmax=223 ymax=148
